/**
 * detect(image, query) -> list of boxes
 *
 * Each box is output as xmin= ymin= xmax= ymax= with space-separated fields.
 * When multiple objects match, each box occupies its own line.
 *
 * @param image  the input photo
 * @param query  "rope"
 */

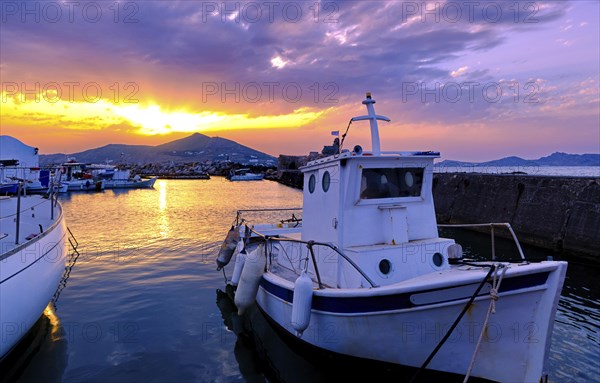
xmin=409 ymin=264 xmax=495 ymax=383
xmin=338 ymin=119 xmax=353 ymax=153
xmin=221 ymin=267 xmax=228 ymax=284
xmin=52 ymin=230 xmax=81 ymax=310
xmin=463 ymin=264 xmax=507 ymax=382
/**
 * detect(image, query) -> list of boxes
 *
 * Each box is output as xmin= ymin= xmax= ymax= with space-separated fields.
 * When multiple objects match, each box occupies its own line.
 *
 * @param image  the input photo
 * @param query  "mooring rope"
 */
xmin=463 ymin=264 xmax=507 ymax=382
xmin=409 ymin=264 xmax=496 ymax=383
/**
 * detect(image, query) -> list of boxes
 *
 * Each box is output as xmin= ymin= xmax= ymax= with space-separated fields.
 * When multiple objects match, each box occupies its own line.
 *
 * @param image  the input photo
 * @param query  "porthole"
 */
xmin=405 ymin=171 xmax=414 ymax=187
xmin=322 ymin=171 xmax=331 ymax=192
xmin=308 ymin=174 xmax=316 ymax=193
xmin=379 ymin=259 xmax=391 ymax=275
xmin=432 ymin=252 xmax=444 ymax=267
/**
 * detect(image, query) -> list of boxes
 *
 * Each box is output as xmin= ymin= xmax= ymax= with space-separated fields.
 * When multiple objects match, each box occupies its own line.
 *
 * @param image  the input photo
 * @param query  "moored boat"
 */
xmin=216 ymin=93 xmax=567 ymax=383
xmin=0 ymin=191 xmax=69 ymax=358
xmin=227 ymin=168 xmax=264 ymax=181
xmin=0 ymin=136 xmax=64 ymax=194
xmin=96 ymin=168 xmax=157 ymax=189
xmin=60 ymin=160 xmax=105 ymax=191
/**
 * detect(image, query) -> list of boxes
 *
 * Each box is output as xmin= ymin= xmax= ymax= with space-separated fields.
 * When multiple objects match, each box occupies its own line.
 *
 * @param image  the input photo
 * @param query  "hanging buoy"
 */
xmin=217 ymin=225 xmax=241 ymax=270
xmin=230 ymin=243 xmax=246 ymax=286
xmin=234 ymin=244 xmax=265 ymax=315
xmin=291 ymin=271 xmax=314 ymax=337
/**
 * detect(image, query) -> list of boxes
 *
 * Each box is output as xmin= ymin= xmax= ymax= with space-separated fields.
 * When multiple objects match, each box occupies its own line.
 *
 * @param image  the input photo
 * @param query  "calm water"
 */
xmin=2 ymin=179 xmax=598 ymax=383
xmin=434 ymin=166 xmax=600 ymax=177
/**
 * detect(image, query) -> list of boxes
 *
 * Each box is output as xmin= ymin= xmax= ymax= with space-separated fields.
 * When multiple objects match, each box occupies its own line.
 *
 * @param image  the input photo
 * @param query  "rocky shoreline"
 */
xmin=121 ymin=162 xmax=277 ymax=179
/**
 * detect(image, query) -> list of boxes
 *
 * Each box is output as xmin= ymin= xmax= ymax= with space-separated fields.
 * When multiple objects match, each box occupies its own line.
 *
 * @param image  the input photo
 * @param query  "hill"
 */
xmin=40 ymin=133 xmax=276 ymax=166
xmin=437 ymin=152 xmax=599 ymax=167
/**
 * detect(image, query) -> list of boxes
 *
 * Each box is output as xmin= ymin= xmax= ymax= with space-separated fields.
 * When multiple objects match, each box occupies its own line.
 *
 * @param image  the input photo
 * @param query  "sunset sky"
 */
xmin=1 ymin=0 xmax=598 ymax=161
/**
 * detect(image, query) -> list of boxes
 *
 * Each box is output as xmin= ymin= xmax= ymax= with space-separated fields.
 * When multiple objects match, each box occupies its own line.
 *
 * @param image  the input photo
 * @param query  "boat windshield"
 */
xmin=360 ymin=167 xmax=424 ymax=199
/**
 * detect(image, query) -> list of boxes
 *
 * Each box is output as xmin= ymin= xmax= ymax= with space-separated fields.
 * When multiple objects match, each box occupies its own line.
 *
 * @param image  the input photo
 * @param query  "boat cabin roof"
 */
xmin=301 ymin=150 xmax=440 ymax=172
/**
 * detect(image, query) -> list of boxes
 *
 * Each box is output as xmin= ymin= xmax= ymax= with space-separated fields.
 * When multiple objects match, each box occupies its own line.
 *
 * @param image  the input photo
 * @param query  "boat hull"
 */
xmin=65 ymin=179 xmax=105 ymax=191
xmin=0 ymin=183 xmax=19 ymax=194
xmin=104 ymin=177 xmax=157 ymax=189
xmin=0 ymin=203 xmax=68 ymax=358
xmin=229 ymin=174 xmax=264 ymax=181
xmin=254 ymin=262 xmax=567 ymax=383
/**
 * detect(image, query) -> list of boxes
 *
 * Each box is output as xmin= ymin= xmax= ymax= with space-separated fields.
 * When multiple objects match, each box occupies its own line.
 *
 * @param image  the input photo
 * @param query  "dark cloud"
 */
xmin=0 ymin=0 xmax=578 ymax=122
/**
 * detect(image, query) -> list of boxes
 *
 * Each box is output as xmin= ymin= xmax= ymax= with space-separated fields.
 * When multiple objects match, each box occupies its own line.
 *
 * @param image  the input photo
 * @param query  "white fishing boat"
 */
xmin=227 ymin=168 xmax=264 ymax=181
xmin=95 ymin=168 xmax=157 ymax=189
xmin=60 ymin=160 xmax=105 ymax=191
xmin=0 ymin=190 xmax=69 ymax=358
xmin=216 ymin=93 xmax=567 ymax=383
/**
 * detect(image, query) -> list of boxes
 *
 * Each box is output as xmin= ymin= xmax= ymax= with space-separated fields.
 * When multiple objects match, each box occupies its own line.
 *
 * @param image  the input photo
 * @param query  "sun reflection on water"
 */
xmin=156 ymin=180 xmax=170 ymax=238
xmin=43 ymin=305 xmax=61 ymax=342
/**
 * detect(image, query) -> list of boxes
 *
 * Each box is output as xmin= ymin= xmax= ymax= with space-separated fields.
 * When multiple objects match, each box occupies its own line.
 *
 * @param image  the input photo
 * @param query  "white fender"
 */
xmin=291 ymin=271 xmax=313 ymax=337
xmin=230 ymin=242 xmax=246 ymax=286
xmin=234 ymin=244 xmax=265 ymax=315
xmin=217 ymin=226 xmax=241 ymax=270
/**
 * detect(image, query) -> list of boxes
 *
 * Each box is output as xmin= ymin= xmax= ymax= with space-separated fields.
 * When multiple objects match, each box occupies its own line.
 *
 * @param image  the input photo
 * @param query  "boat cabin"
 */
xmin=297 ymin=94 xmax=455 ymax=288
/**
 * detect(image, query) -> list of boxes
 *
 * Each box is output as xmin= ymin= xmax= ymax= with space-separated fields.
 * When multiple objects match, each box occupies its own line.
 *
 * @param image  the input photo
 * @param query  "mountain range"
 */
xmin=40 ymin=133 xmax=276 ymax=166
xmin=437 ymin=152 xmax=599 ymax=167
xmin=39 ymin=134 xmax=598 ymax=168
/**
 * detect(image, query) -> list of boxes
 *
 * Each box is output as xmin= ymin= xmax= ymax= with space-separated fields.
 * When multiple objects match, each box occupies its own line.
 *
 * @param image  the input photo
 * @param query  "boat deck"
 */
xmin=0 ymin=195 xmax=59 ymax=252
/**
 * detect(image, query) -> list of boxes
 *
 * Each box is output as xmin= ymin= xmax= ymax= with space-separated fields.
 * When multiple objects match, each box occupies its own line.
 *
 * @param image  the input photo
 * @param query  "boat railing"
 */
xmin=237 ymin=219 xmax=378 ymax=289
xmin=437 ymin=222 xmax=526 ymax=260
xmin=1 ymin=179 xmax=60 ymax=245
xmin=235 ymin=208 xmax=303 ymax=226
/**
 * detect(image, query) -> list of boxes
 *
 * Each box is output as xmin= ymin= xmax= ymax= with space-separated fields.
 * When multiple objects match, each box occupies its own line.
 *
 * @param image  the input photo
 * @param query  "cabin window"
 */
xmin=322 ymin=171 xmax=331 ymax=192
xmin=360 ymin=168 xmax=424 ymax=199
xmin=308 ymin=174 xmax=316 ymax=193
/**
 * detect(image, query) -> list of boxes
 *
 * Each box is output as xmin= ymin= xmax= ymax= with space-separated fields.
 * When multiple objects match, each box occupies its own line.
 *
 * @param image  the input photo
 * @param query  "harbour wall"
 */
xmin=271 ymin=171 xmax=599 ymax=259
xmin=433 ymin=174 xmax=599 ymax=259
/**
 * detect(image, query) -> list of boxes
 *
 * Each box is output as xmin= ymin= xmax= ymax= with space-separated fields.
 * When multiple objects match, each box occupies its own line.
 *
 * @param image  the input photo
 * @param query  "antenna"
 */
xmin=350 ymin=93 xmax=391 ymax=156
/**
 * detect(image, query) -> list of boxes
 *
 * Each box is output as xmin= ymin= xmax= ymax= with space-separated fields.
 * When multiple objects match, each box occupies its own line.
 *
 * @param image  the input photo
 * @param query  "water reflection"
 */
xmin=0 ymin=306 xmax=68 ymax=383
xmin=156 ymin=180 xmax=170 ymax=238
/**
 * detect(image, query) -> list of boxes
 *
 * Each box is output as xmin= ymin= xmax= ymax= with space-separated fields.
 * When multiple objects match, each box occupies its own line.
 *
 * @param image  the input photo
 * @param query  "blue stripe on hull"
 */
xmin=259 ymin=272 xmax=550 ymax=314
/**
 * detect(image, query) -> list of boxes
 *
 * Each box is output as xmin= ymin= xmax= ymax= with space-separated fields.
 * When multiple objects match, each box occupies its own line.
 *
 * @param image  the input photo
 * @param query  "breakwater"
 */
xmin=433 ymin=173 xmax=599 ymax=259
xmin=270 ymin=171 xmax=599 ymax=259
xmin=117 ymin=162 xmax=275 ymax=179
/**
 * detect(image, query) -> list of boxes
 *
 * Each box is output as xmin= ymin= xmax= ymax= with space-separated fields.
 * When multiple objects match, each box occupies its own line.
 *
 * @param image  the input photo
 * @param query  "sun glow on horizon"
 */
xmin=1 ymin=92 xmax=333 ymax=136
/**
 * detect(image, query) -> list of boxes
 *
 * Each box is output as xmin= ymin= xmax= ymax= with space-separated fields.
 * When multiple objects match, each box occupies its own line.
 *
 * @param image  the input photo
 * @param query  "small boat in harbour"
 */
xmin=91 ymin=166 xmax=157 ymax=189
xmin=227 ymin=168 xmax=264 ymax=181
xmin=0 ymin=187 xmax=70 ymax=359
xmin=60 ymin=160 xmax=105 ymax=191
xmin=216 ymin=93 xmax=567 ymax=383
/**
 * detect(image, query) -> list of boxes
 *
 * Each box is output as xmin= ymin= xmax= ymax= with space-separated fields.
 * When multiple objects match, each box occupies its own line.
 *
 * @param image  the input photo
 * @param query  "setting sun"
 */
xmin=1 ymin=90 xmax=333 ymax=137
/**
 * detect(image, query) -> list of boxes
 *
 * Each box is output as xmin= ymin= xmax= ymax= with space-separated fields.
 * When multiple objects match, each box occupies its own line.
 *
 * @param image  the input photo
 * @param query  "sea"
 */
xmin=433 ymin=166 xmax=600 ymax=177
xmin=1 ymin=176 xmax=599 ymax=383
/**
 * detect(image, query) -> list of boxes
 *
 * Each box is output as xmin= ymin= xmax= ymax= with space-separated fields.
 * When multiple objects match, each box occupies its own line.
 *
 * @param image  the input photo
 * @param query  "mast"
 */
xmin=350 ymin=92 xmax=390 ymax=156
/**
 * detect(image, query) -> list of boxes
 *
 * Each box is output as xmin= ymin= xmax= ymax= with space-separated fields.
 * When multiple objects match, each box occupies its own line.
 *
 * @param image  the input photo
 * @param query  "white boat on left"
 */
xmin=0 ymin=135 xmax=65 ymax=194
xmin=0 ymin=191 xmax=69 ymax=359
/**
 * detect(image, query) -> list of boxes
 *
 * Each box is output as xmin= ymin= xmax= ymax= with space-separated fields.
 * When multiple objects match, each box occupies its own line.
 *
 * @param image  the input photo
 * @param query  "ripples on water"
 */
xmin=2 ymin=178 xmax=598 ymax=383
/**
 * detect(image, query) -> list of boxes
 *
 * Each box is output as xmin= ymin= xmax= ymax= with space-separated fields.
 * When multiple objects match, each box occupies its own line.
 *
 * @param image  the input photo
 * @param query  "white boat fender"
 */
xmin=216 ymin=225 xmax=241 ymax=270
xmin=291 ymin=271 xmax=313 ymax=337
xmin=230 ymin=242 xmax=246 ymax=286
xmin=234 ymin=244 xmax=265 ymax=315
